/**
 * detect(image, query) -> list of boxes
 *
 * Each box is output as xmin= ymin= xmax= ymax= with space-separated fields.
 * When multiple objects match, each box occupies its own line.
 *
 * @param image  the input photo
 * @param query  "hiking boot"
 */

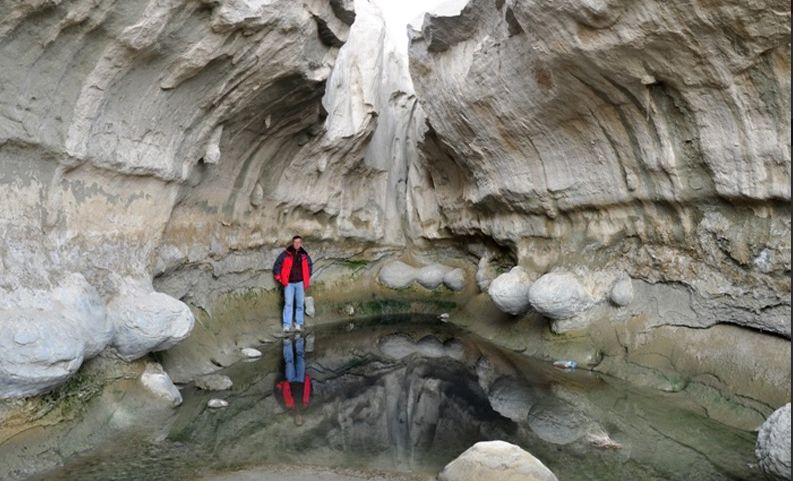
xmin=283 ymin=325 xmax=291 ymax=333
xmin=294 ymin=325 xmax=302 ymax=332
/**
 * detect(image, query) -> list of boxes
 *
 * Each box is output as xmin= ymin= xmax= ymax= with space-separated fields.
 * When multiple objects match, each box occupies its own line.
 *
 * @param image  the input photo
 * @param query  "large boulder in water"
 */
xmin=756 ymin=403 xmax=791 ymax=481
xmin=487 ymin=267 xmax=532 ymax=315
xmin=438 ymin=440 xmax=559 ymax=481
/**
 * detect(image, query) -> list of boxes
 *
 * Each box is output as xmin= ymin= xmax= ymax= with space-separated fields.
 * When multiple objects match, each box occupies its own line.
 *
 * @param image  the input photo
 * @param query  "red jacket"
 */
xmin=273 ymin=247 xmax=313 ymax=288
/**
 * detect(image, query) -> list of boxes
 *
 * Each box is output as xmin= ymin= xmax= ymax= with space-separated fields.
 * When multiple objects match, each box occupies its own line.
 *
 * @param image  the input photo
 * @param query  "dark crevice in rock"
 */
xmin=313 ymin=15 xmax=345 ymax=48
xmin=329 ymin=0 xmax=356 ymax=26
xmin=504 ymin=7 xmax=524 ymax=36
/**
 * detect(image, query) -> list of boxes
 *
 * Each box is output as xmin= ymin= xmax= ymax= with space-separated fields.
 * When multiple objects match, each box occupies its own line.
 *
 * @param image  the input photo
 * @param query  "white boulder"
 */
xmin=443 ymin=268 xmax=466 ymax=291
xmin=378 ymin=261 xmax=417 ymax=289
xmin=488 ymin=267 xmax=532 ymax=315
xmin=379 ymin=260 xmax=466 ymax=291
xmin=0 ymin=274 xmax=112 ymax=398
xmin=528 ymin=272 xmax=594 ymax=320
xmin=756 ymin=403 xmax=791 ymax=481
xmin=140 ymin=363 xmax=182 ymax=407
xmin=438 ymin=440 xmax=559 ymax=481
xmin=416 ymin=263 xmax=451 ymax=289
xmin=107 ymin=278 xmax=195 ymax=361
xmin=610 ymin=277 xmax=634 ymax=307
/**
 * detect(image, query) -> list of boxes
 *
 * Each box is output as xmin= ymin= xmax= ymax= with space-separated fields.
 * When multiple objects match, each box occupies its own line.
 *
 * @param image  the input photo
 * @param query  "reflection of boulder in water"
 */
xmin=314 ymin=357 xmax=515 ymax=467
xmin=487 ymin=376 xmax=538 ymax=422
xmin=527 ymin=398 xmax=591 ymax=445
xmin=378 ymin=334 xmax=465 ymax=361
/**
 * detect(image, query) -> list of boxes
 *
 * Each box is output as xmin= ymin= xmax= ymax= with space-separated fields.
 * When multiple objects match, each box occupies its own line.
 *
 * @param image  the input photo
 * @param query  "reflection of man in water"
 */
xmin=275 ymin=335 xmax=312 ymax=426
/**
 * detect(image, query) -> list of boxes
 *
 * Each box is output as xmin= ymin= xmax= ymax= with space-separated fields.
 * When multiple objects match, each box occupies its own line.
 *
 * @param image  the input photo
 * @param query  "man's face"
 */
xmin=292 ymin=238 xmax=303 ymax=250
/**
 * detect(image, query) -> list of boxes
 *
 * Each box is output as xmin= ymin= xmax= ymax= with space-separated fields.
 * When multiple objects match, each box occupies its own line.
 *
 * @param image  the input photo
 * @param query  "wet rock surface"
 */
xmin=0 ymin=318 xmax=765 ymax=481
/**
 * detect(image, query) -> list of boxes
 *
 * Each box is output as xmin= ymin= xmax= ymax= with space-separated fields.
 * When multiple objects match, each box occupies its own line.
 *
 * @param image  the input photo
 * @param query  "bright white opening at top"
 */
xmin=371 ymin=0 xmax=468 ymax=48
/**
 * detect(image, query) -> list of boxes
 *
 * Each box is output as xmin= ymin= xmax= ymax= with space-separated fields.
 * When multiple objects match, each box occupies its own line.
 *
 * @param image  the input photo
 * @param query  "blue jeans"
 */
xmin=282 ymin=281 xmax=305 ymax=329
xmin=283 ymin=337 xmax=305 ymax=382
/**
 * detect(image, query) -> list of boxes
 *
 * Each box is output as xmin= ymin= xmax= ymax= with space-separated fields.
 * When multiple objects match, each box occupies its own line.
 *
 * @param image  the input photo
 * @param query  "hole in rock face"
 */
xmin=20 ymin=316 xmax=759 ymax=481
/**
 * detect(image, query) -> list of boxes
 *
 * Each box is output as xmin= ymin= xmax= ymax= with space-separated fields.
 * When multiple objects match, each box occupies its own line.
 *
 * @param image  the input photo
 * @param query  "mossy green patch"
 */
xmin=339 ymin=259 xmax=369 ymax=270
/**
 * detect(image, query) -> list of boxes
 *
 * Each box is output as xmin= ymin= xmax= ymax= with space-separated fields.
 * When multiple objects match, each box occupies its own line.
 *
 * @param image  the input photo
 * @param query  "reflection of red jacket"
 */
xmin=275 ymin=375 xmax=311 ymax=410
xmin=273 ymin=247 xmax=313 ymax=288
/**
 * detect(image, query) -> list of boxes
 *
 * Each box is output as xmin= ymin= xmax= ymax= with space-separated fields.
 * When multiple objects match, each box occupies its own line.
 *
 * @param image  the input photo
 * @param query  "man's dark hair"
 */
xmin=292 ymin=235 xmax=302 ymax=241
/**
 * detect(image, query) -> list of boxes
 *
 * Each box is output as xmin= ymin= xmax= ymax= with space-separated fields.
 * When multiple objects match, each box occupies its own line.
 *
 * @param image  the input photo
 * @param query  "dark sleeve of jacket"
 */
xmin=273 ymin=251 xmax=287 ymax=278
xmin=306 ymin=253 xmax=313 ymax=276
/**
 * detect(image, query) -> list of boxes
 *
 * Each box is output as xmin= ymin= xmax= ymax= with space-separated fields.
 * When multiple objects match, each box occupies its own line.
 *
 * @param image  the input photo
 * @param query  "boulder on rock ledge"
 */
xmin=107 ymin=278 xmax=195 ymax=361
xmin=378 ymin=261 xmax=417 ymax=289
xmin=610 ymin=276 xmax=634 ymax=307
xmin=487 ymin=266 xmax=532 ymax=315
xmin=528 ymin=272 xmax=594 ymax=320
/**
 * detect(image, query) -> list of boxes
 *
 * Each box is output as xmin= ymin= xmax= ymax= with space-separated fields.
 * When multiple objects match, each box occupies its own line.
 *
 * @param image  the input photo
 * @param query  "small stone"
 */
xmin=586 ymin=430 xmax=623 ymax=449
xmin=250 ymin=182 xmax=264 ymax=207
xmin=240 ymin=347 xmax=262 ymax=358
xmin=194 ymin=374 xmax=233 ymax=391
xmin=207 ymin=398 xmax=229 ymax=408
xmin=304 ymin=296 xmax=316 ymax=317
xmin=204 ymin=125 xmax=223 ymax=164
xmin=476 ymin=257 xmax=496 ymax=291
xmin=140 ymin=363 xmax=182 ymax=407
xmin=438 ymin=312 xmax=450 ymax=322
xmin=344 ymin=304 xmax=355 ymax=316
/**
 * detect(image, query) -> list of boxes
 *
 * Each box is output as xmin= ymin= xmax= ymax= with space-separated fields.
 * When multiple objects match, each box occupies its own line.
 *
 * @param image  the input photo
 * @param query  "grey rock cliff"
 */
xmin=409 ymin=0 xmax=791 ymax=337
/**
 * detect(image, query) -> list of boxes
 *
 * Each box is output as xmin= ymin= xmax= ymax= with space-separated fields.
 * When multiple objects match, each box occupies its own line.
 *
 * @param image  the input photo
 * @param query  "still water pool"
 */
xmin=11 ymin=316 xmax=760 ymax=481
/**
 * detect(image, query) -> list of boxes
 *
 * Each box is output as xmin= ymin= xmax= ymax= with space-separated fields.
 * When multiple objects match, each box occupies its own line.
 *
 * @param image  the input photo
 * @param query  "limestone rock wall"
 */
xmin=408 ymin=0 xmax=791 ymax=337
xmin=0 ymin=0 xmax=790 ymax=401
xmin=0 ymin=0 xmax=375 ymax=397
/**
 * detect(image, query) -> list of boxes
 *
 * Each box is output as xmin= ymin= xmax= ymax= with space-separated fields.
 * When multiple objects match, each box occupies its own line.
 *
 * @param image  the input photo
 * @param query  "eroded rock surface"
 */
xmin=409 ymin=0 xmax=791 ymax=337
xmin=0 ymin=0 xmax=789 ymax=410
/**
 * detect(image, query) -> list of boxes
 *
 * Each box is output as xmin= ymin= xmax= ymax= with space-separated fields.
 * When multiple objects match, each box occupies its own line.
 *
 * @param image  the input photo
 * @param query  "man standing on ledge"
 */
xmin=273 ymin=235 xmax=313 ymax=333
